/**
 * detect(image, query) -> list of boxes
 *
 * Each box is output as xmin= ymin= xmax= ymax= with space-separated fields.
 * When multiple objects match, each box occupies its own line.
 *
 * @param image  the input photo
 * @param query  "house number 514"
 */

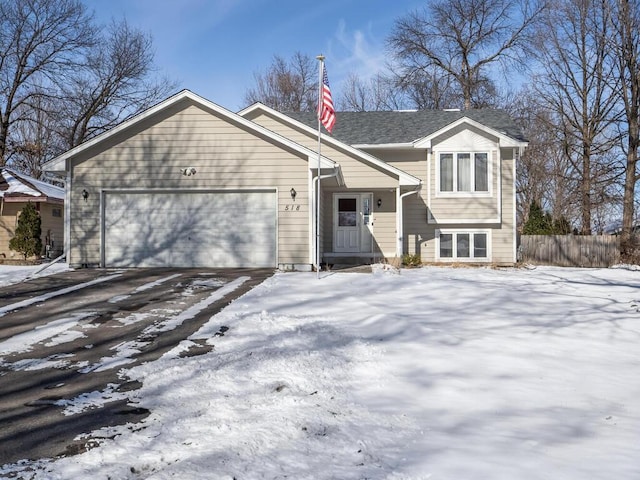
xmin=284 ymin=204 xmax=301 ymax=211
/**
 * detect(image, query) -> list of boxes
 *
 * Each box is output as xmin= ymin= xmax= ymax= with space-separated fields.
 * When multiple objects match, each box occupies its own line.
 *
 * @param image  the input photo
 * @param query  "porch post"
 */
xmin=396 ymin=187 xmax=402 ymax=259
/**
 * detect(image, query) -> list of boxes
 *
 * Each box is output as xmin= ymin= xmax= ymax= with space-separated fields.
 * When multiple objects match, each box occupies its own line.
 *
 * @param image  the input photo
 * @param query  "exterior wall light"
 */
xmin=181 ymin=167 xmax=197 ymax=176
xmin=82 ymin=189 xmax=89 ymax=201
xmin=290 ymin=188 xmax=297 ymax=201
xmin=377 ymin=198 xmax=382 ymax=208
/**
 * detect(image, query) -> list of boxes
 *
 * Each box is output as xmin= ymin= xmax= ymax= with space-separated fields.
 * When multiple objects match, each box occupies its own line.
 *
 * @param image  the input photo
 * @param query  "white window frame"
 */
xmin=436 ymin=229 xmax=491 ymax=262
xmin=436 ymin=151 xmax=491 ymax=197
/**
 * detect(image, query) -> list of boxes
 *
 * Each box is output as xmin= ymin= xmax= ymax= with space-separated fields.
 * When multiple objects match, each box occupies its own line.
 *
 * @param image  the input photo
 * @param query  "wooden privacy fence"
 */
xmin=519 ymin=235 xmax=620 ymax=268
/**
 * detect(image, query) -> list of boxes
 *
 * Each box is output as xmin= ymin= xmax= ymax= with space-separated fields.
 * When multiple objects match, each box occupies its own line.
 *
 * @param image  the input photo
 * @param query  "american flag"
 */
xmin=318 ymin=66 xmax=336 ymax=133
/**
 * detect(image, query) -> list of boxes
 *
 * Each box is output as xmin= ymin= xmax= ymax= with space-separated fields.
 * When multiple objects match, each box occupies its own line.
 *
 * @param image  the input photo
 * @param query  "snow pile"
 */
xmin=2 ymin=266 xmax=640 ymax=479
xmin=0 ymin=262 xmax=70 ymax=287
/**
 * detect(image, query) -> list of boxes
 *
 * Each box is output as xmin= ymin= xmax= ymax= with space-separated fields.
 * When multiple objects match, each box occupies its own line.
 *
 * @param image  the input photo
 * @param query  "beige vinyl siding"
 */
xmin=372 ymin=190 xmax=397 ymax=258
xmin=68 ymin=100 xmax=310 ymax=267
xmin=247 ymin=112 xmax=399 ymax=189
xmin=492 ymin=148 xmax=516 ymax=263
xmin=369 ymin=150 xmax=428 ymax=256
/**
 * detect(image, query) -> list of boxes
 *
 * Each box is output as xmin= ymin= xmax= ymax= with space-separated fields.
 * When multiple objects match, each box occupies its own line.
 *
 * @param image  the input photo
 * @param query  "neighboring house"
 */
xmin=0 ymin=168 xmax=65 ymax=261
xmin=43 ymin=90 xmax=527 ymax=269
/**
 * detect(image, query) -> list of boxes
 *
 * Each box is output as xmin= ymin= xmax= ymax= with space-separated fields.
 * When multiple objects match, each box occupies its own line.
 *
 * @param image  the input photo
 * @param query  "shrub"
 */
xmin=402 ymin=253 xmax=422 ymax=267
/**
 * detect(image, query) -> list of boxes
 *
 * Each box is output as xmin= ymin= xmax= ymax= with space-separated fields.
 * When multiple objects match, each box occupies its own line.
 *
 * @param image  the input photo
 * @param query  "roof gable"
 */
xmin=239 ymin=103 xmax=422 ymax=186
xmin=43 ymin=90 xmax=337 ymax=173
xmin=413 ymin=116 xmax=527 ymax=149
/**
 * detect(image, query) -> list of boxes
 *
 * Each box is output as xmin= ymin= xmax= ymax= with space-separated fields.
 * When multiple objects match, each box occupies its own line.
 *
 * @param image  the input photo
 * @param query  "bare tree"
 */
xmin=392 ymin=66 xmax=462 ymax=110
xmin=508 ymin=87 xmax=580 ymax=231
xmin=339 ymin=67 xmax=498 ymax=112
xmin=0 ymin=0 xmax=94 ymax=166
xmin=8 ymin=97 xmax=62 ymax=178
xmin=338 ymin=73 xmax=404 ymax=111
xmin=387 ymin=0 xmax=545 ymax=110
xmin=533 ymin=0 xmax=620 ymax=235
xmin=244 ymin=52 xmax=316 ymax=112
xmin=609 ymin=0 xmax=640 ymax=257
xmin=58 ymin=19 xmax=176 ymax=148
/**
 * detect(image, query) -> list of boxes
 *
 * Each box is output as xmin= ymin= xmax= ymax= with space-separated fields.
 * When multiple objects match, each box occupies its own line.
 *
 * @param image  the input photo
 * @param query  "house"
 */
xmin=43 ymin=90 xmax=527 ymax=269
xmin=0 ymin=168 xmax=65 ymax=262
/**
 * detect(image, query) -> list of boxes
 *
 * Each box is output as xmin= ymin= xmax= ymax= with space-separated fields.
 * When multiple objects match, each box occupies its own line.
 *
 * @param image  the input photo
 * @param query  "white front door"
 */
xmin=334 ymin=193 xmax=372 ymax=253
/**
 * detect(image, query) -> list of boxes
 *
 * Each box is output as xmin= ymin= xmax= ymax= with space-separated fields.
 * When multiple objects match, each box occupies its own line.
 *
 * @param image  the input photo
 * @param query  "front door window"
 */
xmin=338 ymin=198 xmax=357 ymax=226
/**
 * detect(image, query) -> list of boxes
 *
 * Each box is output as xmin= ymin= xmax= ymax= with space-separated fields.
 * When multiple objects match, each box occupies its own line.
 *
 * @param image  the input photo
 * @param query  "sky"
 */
xmin=82 ymin=0 xmax=423 ymax=111
xmin=1 ymin=263 xmax=639 ymax=478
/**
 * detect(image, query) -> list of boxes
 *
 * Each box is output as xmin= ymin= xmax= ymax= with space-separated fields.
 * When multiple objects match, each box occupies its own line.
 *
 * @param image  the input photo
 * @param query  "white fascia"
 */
xmin=352 ymin=143 xmax=415 ymax=150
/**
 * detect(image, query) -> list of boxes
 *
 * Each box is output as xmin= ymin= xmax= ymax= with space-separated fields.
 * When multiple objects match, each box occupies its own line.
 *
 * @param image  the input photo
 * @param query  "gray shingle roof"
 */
xmin=285 ymin=109 xmax=527 ymax=145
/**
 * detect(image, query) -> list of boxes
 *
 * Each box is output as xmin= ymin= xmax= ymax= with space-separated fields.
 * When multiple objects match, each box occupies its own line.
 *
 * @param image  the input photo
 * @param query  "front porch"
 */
xmin=318 ymin=190 xmax=398 ymax=268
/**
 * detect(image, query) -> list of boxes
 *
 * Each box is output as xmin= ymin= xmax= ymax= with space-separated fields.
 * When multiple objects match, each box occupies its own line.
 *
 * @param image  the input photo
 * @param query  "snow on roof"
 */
xmin=0 ymin=168 xmax=64 ymax=200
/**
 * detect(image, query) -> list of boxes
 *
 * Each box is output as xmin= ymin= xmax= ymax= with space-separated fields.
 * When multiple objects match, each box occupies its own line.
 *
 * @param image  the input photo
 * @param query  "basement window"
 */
xmin=437 ymin=230 xmax=490 ymax=261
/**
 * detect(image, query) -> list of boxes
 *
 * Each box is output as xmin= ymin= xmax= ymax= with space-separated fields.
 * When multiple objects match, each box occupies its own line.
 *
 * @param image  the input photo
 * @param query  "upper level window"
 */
xmin=439 ymin=152 xmax=489 ymax=193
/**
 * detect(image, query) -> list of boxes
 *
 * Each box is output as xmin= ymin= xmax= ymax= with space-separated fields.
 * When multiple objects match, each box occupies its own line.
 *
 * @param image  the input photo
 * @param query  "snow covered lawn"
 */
xmin=3 ymin=265 xmax=640 ymax=479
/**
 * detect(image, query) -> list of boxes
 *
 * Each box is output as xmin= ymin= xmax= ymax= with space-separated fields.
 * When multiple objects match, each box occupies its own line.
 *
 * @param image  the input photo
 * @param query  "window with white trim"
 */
xmin=438 ymin=152 xmax=489 ymax=193
xmin=437 ymin=230 xmax=489 ymax=260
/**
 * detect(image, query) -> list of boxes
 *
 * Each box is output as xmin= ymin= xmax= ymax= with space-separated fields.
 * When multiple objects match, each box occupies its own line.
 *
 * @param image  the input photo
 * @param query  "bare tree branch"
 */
xmin=0 ymin=0 xmax=94 ymax=165
xmin=243 ymin=52 xmax=316 ymax=112
xmin=388 ymin=0 xmax=545 ymax=110
xmin=533 ymin=0 xmax=620 ymax=234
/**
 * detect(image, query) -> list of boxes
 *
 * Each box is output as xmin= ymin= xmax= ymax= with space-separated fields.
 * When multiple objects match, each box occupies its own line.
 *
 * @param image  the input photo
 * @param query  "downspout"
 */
xmin=64 ymin=168 xmax=71 ymax=265
xmin=312 ymin=167 xmax=340 ymax=271
xmin=396 ymin=183 xmax=422 ymax=260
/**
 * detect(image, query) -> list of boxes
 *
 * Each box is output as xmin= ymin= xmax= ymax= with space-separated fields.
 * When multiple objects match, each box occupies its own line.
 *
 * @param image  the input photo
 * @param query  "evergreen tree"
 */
xmin=9 ymin=203 xmax=42 ymax=260
xmin=523 ymin=201 xmax=574 ymax=235
xmin=522 ymin=201 xmax=552 ymax=234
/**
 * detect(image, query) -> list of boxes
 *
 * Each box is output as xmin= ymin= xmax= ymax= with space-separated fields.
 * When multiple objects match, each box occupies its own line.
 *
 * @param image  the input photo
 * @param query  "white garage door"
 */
xmin=103 ymin=190 xmax=276 ymax=268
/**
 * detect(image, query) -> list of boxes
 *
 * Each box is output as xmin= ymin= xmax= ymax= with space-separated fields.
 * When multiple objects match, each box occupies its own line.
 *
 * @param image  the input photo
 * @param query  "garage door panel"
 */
xmin=104 ymin=191 xmax=276 ymax=268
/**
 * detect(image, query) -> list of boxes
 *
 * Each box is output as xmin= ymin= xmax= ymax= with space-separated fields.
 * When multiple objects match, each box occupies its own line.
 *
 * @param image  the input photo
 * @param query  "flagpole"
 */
xmin=316 ymin=54 xmax=324 ymax=279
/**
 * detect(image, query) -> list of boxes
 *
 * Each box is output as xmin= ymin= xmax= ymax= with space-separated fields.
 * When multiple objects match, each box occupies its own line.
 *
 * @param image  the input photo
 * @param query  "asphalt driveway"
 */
xmin=0 ymin=268 xmax=273 ymax=466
